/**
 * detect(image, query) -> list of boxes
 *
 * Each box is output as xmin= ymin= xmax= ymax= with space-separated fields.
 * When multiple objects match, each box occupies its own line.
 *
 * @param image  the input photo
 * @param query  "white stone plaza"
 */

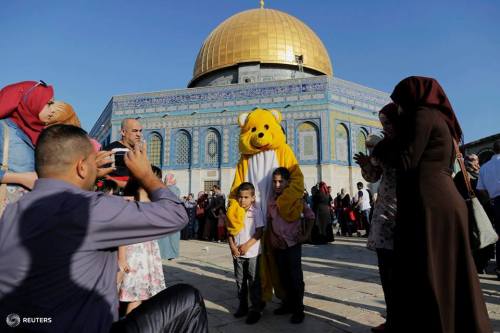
xmin=164 ymin=238 xmax=500 ymax=332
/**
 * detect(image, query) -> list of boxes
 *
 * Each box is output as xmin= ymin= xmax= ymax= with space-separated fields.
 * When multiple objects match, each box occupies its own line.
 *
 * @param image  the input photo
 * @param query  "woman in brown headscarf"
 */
xmin=390 ymin=76 xmax=491 ymax=332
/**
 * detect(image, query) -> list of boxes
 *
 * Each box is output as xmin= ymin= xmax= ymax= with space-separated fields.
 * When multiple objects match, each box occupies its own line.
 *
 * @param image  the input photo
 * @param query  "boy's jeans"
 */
xmin=233 ymin=255 xmax=261 ymax=312
xmin=274 ymin=243 xmax=304 ymax=313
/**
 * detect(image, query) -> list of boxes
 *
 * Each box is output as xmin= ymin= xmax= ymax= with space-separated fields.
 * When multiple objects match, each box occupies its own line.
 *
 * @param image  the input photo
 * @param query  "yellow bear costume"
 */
xmin=226 ymin=108 xmax=304 ymax=301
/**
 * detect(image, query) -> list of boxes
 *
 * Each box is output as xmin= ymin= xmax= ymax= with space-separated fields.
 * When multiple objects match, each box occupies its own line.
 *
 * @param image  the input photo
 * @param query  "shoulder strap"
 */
xmin=1 ymin=122 xmax=9 ymax=172
xmin=0 ymin=122 xmax=10 ymax=216
xmin=453 ymin=139 xmax=475 ymax=198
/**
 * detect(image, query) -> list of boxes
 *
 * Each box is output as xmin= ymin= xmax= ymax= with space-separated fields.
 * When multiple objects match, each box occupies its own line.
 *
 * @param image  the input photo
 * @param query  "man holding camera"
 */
xmin=104 ymin=118 xmax=144 ymax=185
xmin=0 ymin=125 xmax=207 ymax=332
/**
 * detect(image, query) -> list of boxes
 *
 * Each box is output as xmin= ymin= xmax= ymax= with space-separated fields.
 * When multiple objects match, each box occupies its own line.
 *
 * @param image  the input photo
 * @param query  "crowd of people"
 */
xmin=301 ymin=181 xmax=375 ymax=243
xmin=177 ymin=179 xmax=374 ymax=248
xmin=0 ymin=76 xmax=497 ymax=333
xmin=179 ymin=185 xmax=227 ymax=242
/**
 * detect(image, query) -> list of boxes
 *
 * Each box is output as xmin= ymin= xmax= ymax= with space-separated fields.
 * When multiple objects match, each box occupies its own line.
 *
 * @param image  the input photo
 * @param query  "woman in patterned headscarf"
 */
xmin=355 ymin=103 xmax=399 ymax=333
xmin=46 ymin=101 xmax=81 ymax=127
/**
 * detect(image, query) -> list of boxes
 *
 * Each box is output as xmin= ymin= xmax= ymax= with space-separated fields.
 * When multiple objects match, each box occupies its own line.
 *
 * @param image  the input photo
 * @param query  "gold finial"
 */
xmin=260 ymin=0 xmax=264 ymax=9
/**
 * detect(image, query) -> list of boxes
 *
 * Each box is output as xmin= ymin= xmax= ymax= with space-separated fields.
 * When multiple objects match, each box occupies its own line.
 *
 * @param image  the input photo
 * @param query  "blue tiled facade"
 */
xmin=90 ymin=75 xmax=390 ymax=194
xmin=91 ymin=76 xmax=388 ymax=168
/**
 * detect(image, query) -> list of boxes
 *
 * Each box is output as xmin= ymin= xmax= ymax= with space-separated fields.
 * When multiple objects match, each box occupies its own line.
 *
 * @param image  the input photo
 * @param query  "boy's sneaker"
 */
xmin=245 ymin=311 xmax=261 ymax=325
xmin=273 ymin=306 xmax=292 ymax=315
xmin=290 ymin=311 xmax=305 ymax=324
xmin=234 ymin=307 xmax=248 ymax=318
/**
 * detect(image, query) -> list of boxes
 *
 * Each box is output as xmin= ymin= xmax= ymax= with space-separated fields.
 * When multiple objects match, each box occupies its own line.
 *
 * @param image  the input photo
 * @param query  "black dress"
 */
xmin=392 ymin=108 xmax=491 ymax=332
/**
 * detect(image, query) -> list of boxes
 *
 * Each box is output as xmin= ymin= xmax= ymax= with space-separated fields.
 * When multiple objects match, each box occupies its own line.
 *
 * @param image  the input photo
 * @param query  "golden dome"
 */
xmin=191 ymin=8 xmax=333 ymax=83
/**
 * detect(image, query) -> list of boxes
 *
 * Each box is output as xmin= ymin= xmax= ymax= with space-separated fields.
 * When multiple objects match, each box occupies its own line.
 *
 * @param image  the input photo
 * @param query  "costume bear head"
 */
xmin=238 ymin=108 xmax=286 ymax=155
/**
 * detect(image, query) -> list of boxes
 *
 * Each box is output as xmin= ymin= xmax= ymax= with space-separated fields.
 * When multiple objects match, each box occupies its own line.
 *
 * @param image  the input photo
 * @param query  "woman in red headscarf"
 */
xmin=0 ymin=81 xmax=55 ymax=211
xmin=390 ymin=76 xmax=491 ymax=332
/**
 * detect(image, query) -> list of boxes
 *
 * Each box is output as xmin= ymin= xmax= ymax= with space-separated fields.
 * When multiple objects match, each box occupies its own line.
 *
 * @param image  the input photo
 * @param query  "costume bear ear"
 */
xmin=270 ymin=109 xmax=282 ymax=123
xmin=238 ymin=113 xmax=249 ymax=127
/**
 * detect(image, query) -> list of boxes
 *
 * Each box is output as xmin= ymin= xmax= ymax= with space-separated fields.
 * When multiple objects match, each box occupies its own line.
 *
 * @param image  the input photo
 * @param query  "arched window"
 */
xmin=147 ymin=132 xmax=163 ymax=167
xmin=205 ymin=129 xmax=220 ymax=165
xmin=175 ymin=131 xmax=191 ymax=165
xmin=297 ymin=122 xmax=319 ymax=162
xmin=335 ymin=123 xmax=349 ymax=162
xmin=356 ymin=128 xmax=368 ymax=155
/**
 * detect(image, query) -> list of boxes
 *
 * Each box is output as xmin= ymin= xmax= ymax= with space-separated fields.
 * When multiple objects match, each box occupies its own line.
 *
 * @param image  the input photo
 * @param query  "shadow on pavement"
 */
xmin=304 ymin=291 xmax=385 ymax=313
xmin=163 ymin=258 xmax=374 ymax=333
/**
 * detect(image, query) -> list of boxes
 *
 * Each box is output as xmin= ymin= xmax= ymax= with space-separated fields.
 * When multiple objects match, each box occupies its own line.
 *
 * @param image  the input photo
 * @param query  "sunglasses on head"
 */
xmin=22 ymin=80 xmax=49 ymax=102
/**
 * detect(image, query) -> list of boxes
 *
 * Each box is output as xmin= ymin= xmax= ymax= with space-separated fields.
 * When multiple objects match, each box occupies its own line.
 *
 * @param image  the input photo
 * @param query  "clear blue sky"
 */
xmin=1 ymin=0 xmax=498 ymax=142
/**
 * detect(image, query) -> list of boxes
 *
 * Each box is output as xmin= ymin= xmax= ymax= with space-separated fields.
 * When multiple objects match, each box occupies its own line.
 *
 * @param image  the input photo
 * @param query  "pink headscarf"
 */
xmin=164 ymin=173 xmax=177 ymax=186
xmin=89 ymin=138 xmax=102 ymax=153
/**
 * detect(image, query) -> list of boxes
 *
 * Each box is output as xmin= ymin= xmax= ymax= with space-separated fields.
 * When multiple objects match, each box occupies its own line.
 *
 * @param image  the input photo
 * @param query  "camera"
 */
xmin=111 ymin=148 xmax=130 ymax=168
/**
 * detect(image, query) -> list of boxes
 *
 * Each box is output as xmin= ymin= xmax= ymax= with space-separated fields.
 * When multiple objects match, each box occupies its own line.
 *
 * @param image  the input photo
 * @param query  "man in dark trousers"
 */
xmin=0 ymin=125 xmax=207 ymax=333
xmin=477 ymin=140 xmax=500 ymax=279
xmin=207 ymin=184 xmax=225 ymax=240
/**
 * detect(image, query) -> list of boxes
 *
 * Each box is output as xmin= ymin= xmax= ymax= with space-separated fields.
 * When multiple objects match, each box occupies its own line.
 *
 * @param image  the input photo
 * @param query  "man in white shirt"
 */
xmin=354 ymin=182 xmax=372 ymax=237
xmin=477 ymin=140 xmax=500 ymax=276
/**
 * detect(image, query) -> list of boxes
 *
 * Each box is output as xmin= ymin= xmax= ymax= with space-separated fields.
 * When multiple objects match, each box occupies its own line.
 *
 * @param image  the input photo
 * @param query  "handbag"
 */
xmin=346 ymin=208 xmax=356 ymax=222
xmin=196 ymin=205 xmax=205 ymax=218
xmin=454 ymin=140 xmax=498 ymax=249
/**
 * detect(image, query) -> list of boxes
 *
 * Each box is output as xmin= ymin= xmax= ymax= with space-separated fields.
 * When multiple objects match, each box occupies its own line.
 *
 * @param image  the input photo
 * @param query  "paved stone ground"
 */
xmin=163 ymin=238 xmax=500 ymax=333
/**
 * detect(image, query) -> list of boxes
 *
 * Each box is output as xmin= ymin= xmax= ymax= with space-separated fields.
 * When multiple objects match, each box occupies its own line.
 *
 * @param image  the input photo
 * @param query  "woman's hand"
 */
xmin=118 ymin=246 xmax=130 ymax=274
xmin=118 ymin=257 xmax=130 ymax=274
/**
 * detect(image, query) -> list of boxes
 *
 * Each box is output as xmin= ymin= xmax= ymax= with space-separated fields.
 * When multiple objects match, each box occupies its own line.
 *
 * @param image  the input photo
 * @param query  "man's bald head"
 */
xmin=36 ymin=125 xmax=94 ymax=178
xmin=121 ymin=118 xmax=141 ymax=131
xmin=120 ymin=118 xmax=143 ymax=148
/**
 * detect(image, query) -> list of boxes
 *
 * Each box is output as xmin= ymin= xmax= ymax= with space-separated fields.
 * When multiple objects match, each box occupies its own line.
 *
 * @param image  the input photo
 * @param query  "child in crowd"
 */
xmin=117 ymin=166 xmax=166 ymax=315
xmin=228 ymin=182 xmax=264 ymax=325
xmin=268 ymin=167 xmax=315 ymax=324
